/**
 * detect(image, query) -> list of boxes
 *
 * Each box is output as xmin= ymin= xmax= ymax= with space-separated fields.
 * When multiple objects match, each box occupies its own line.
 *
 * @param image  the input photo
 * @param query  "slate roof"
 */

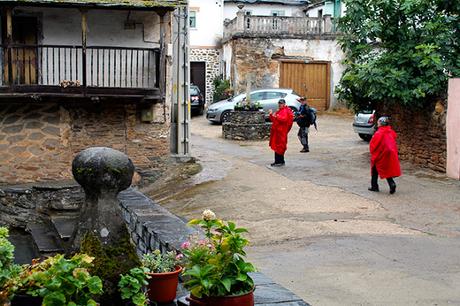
xmin=1 ymin=0 xmax=186 ymax=9
xmin=224 ymin=0 xmax=309 ymax=6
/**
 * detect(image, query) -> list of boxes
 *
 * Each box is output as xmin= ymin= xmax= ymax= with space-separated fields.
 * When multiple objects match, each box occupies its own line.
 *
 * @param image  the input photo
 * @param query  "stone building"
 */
xmin=0 ymin=0 xmax=190 ymax=184
xmin=222 ymin=9 xmax=344 ymax=110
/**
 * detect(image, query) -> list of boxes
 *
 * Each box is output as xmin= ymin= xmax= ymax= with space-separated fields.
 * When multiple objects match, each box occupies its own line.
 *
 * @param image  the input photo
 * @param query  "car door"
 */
xmin=261 ymin=91 xmax=286 ymax=113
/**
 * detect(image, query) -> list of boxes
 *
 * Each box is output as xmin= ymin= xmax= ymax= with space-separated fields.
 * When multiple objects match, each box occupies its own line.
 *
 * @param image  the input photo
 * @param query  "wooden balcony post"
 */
xmin=5 ymin=7 xmax=13 ymax=85
xmin=158 ymin=9 xmax=168 ymax=100
xmin=81 ymin=9 xmax=88 ymax=87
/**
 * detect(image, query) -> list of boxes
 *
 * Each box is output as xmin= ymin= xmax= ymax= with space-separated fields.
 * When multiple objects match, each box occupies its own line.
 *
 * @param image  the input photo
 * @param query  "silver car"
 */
xmin=352 ymin=110 xmax=375 ymax=141
xmin=206 ymin=88 xmax=301 ymax=123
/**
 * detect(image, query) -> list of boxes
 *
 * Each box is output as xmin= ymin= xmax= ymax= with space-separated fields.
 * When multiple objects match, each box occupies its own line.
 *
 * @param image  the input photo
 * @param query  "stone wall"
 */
xmin=0 ymin=102 xmax=170 ymax=184
xmin=380 ymin=101 xmax=447 ymax=172
xmin=222 ymin=111 xmax=271 ymax=140
xmin=118 ymin=188 xmax=198 ymax=256
xmin=225 ymin=37 xmax=344 ymax=109
xmin=190 ymin=48 xmax=221 ymax=104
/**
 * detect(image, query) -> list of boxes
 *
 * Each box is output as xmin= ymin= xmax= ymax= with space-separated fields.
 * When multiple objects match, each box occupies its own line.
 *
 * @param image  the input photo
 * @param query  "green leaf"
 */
xmin=221 ymin=278 xmax=232 ymax=292
xmin=42 ymin=292 xmax=66 ymax=306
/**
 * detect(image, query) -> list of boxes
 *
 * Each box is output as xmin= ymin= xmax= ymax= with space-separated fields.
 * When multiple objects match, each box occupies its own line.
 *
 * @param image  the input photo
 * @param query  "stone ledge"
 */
xmin=118 ymin=188 xmax=199 ymax=255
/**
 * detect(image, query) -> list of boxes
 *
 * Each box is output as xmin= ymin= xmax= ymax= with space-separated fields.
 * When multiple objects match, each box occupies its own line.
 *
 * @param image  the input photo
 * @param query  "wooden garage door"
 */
xmin=280 ymin=62 xmax=330 ymax=110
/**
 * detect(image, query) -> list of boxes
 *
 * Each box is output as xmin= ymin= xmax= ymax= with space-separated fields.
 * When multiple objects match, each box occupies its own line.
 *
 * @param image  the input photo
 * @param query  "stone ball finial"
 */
xmin=72 ymin=147 xmax=134 ymax=195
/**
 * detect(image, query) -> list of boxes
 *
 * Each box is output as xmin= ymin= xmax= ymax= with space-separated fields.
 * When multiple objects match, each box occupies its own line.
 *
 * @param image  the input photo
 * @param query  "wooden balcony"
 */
xmin=223 ymin=14 xmax=337 ymax=41
xmin=0 ymin=44 xmax=161 ymax=101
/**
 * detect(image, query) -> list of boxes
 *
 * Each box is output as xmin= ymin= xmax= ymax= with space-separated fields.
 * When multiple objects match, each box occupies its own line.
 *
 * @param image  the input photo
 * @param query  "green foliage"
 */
xmin=182 ymin=211 xmax=256 ymax=298
xmin=141 ymin=249 xmax=181 ymax=273
xmin=17 ymin=254 xmax=103 ymax=306
xmin=213 ymin=77 xmax=233 ymax=102
xmin=118 ymin=267 xmax=149 ymax=306
xmin=80 ymin=232 xmax=140 ymax=305
xmin=336 ymin=0 xmax=460 ymax=111
xmin=0 ymin=228 xmax=21 ymax=303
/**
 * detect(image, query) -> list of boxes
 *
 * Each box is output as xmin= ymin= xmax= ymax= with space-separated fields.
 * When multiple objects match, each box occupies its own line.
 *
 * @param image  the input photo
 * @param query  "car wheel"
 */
xmin=221 ymin=110 xmax=231 ymax=124
xmin=359 ymin=133 xmax=372 ymax=142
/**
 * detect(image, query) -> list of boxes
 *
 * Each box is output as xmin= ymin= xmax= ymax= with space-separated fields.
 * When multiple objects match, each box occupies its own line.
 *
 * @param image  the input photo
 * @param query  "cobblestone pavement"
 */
xmin=160 ymin=114 xmax=460 ymax=306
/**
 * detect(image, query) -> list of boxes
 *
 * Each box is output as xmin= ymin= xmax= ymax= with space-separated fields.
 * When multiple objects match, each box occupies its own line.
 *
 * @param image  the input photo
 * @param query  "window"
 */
xmin=250 ymin=92 xmax=265 ymax=101
xmin=318 ymin=9 xmax=323 ymax=18
xmin=271 ymin=10 xmax=285 ymax=16
xmin=264 ymin=91 xmax=287 ymax=100
xmin=189 ymin=11 xmax=197 ymax=28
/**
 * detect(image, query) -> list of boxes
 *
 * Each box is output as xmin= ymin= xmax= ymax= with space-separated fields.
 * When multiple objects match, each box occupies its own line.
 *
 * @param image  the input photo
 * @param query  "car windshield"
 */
xmin=190 ymin=87 xmax=199 ymax=95
xmin=227 ymin=94 xmax=245 ymax=102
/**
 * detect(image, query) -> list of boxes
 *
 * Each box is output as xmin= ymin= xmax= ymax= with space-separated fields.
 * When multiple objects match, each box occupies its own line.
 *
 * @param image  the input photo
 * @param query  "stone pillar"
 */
xmin=323 ymin=15 xmax=332 ymax=33
xmin=236 ymin=8 xmax=245 ymax=32
xmin=447 ymin=78 xmax=460 ymax=180
xmin=71 ymin=147 xmax=135 ymax=246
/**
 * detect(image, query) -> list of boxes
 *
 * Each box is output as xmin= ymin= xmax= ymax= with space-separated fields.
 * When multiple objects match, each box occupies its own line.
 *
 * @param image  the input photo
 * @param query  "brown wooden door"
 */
xmin=4 ymin=16 xmax=38 ymax=85
xmin=280 ymin=62 xmax=330 ymax=110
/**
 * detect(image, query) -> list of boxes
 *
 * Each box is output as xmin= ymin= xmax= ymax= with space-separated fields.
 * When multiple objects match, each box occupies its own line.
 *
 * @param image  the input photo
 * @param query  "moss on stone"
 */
xmin=80 ymin=232 xmax=140 ymax=305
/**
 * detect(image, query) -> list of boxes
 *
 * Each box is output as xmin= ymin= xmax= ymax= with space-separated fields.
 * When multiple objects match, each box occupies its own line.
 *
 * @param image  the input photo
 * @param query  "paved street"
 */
xmin=160 ymin=114 xmax=460 ymax=306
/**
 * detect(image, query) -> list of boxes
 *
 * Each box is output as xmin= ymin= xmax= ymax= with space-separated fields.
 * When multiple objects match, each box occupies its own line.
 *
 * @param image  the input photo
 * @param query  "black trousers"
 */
xmin=275 ymin=153 xmax=285 ymax=164
xmin=371 ymin=166 xmax=395 ymax=188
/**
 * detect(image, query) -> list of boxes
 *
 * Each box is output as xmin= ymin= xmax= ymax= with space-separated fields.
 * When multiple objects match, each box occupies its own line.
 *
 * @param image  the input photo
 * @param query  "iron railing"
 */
xmin=0 ymin=44 xmax=161 ymax=89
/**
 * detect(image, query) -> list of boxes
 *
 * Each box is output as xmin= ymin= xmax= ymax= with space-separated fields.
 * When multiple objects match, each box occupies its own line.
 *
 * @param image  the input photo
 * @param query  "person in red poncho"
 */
xmin=369 ymin=116 xmax=401 ymax=194
xmin=269 ymin=99 xmax=294 ymax=167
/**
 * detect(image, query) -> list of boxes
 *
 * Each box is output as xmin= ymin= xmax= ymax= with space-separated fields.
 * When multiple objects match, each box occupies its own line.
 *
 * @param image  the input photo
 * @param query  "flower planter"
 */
xmin=10 ymin=294 xmax=43 ymax=306
xmin=222 ymin=110 xmax=271 ymax=141
xmin=186 ymin=290 xmax=254 ymax=306
xmin=146 ymin=266 xmax=182 ymax=303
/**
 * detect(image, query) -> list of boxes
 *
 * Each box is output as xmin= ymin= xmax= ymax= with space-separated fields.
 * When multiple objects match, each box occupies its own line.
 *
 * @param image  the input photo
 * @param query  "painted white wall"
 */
xmin=189 ymin=0 xmax=224 ymax=47
xmin=222 ymin=42 xmax=233 ymax=80
xmin=224 ymin=3 xmax=305 ymax=19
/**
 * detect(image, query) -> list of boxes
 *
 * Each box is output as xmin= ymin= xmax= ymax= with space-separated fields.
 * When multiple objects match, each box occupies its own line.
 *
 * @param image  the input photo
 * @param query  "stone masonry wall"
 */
xmin=0 ymin=102 xmax=170 ymax=184
xmin=380 ymin=100 xmax=447 ymax=172
xmin=190 ymin=48 xmax=221 ymax=105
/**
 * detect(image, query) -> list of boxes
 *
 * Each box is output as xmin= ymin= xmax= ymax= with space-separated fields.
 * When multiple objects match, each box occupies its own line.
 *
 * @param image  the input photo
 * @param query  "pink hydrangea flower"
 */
xmin=181 ymin=241 xmax=191 ymax=249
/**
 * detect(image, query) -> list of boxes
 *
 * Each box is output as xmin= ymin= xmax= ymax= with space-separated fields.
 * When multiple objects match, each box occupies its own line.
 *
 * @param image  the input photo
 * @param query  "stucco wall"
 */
xmin=225 ymin=37 xmax=344 ymax=108
xmin=224 ymin=4 xmax=305 ymax=19
xmin=189 ymin=0 xmax=224 ymax=47
xmin=447 ymin=79 xmax=460 ymax=179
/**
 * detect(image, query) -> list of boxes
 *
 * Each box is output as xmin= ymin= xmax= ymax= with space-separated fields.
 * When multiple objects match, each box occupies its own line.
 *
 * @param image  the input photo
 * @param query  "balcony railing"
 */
xmin=223 ymin=14 xmax=335 ymax=41
xmin=0 ymin=44 xmax=161 ymax=93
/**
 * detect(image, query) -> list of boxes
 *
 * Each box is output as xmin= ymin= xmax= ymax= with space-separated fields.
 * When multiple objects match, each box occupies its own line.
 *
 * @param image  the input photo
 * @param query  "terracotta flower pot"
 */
xmin=146 ymin=266 xmax=182 ymax=303
xmin=186 ymin=289 xmax=254 ymax=306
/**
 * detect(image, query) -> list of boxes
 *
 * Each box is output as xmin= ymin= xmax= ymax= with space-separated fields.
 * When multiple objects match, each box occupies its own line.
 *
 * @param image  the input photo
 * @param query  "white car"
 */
xmin=353 ymin=110 xmax=376 ymax=141
xmin=206 ymin=88 xmax=301 ymax=124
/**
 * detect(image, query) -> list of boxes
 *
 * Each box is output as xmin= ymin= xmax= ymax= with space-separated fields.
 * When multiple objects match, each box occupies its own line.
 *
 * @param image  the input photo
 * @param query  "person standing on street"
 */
xmin=269 ymin=99 xmax=294 ymax=167
xmin=369 ymin=116 xmax=401 ymax=194
xmin=295 ymin=97 xmax=312 ymax=152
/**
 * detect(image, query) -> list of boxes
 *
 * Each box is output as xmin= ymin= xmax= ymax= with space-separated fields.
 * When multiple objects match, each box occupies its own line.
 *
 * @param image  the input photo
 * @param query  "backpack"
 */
xmin=309 ymin=107 xmax=318 ymax=130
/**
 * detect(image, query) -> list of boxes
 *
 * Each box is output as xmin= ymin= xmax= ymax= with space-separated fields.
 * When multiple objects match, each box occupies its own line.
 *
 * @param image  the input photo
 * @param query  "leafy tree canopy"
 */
xmin=336 ymin=0 xmax=460 ymax=111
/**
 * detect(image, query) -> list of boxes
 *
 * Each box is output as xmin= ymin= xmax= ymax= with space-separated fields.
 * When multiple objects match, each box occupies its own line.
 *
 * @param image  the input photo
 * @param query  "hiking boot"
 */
xmin=270 ymin=162 xmax=285 ymax=167
xmin=368 ymin=187 xmax=379 ymax=192
xmin=389 ymin=182 xmax=397 ymax=194
xmin=300 ymin=148 xmax=309 ymax=153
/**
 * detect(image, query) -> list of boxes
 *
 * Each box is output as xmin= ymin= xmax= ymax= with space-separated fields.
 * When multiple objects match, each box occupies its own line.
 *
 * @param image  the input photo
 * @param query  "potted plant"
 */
xmin=234 ymin=99 xmax=263 ymax=111
xmin=142 ymin=250 xmax=183 ymax=303
xmin=118 ymin=267 xmax=150 ymax=306
xmin=0 ymin=227 xmax=22 ymax=305
xmin=182 ymin=210 xmax=256 ymax=306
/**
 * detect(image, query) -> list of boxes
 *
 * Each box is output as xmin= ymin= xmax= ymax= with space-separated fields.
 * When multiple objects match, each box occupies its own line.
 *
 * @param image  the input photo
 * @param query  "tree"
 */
xmin=336 ymin=0 xmax=460 ymax=111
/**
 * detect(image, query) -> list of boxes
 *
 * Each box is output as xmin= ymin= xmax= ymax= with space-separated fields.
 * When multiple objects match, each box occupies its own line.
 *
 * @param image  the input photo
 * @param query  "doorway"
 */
xmin=280 ymin=61 xmax=330 ymax=110
xmin=190 ymin=61 xmax=206 ymax=102
xmin=3 ymin=15 xmax=39 ymax=85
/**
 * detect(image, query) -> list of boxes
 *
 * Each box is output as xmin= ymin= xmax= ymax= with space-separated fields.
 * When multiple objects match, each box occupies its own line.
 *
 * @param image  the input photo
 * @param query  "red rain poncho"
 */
xmin=370 ymin=126 xmax=402 ymax=179
xmin=269 ymin=106 xmax=294 ymax=155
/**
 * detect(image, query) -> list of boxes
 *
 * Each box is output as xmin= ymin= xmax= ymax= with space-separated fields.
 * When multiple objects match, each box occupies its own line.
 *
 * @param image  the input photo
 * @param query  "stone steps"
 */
xmin=49 ymin=212 xmax=79 ymax=241
xmin=27 ymin=222 xmax=64 ymax=254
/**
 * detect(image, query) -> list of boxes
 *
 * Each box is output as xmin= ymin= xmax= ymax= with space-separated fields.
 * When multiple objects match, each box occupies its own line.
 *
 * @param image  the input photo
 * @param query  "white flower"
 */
xmin=202 ymin=209 xmax=216 ymax=221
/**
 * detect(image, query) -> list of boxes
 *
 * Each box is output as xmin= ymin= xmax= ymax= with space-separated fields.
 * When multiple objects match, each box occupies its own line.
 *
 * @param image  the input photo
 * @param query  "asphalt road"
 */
xmin=160 ymin=114 xmax=460 ymax=306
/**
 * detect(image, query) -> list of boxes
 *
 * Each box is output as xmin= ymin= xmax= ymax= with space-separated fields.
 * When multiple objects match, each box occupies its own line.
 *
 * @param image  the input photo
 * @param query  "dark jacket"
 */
xmin=296 ymin=104 xmax=312 ymax=128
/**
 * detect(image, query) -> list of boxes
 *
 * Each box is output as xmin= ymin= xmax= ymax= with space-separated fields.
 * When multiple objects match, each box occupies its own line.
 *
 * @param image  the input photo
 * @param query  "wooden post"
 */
xmin=81 ymin=9 xmax=87 ymax=87
xmin=158 ymin=9 xmax=167 ymax=101
xmin=6 ymin=7 xmax=13 ymax=85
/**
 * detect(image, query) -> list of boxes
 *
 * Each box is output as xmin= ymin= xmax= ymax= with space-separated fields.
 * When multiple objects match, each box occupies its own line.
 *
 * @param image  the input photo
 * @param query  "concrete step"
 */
xmin=27 ymin=222 xmax=64 ymax=254
xmin=50 ymin=213 xmax=79 ymax=241
xmin=9 ymin=228 xmax=40 ymax=264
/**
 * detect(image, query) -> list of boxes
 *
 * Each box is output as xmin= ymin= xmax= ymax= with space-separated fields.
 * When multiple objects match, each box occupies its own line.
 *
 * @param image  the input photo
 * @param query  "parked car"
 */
xmin=190 ymin=85 xmax=205 ymax=115
xmin=353 ymin=110 xmax=375 ymax=141
xmin=206 ymin=88 xmax=301 ymax=124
